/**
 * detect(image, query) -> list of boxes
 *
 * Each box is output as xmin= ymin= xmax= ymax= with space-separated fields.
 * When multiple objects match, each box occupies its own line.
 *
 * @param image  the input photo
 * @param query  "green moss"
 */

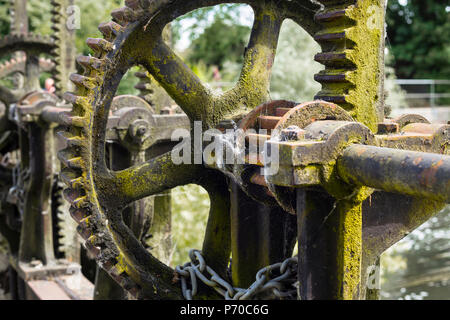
xmin=335 ymin=199 xmax=363 ymax=299
xmin=344 ymin=1 xmax=385 ymax=131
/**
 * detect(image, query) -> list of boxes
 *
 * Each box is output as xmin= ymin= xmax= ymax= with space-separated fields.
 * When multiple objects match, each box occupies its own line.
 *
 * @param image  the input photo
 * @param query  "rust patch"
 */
xmin=419 ymin=160 xmax=444 ymax=188
xmin=413 ymin=157 xmax=423 ymax=166
xmin=355 ymin=145 xmax=366 ymax=157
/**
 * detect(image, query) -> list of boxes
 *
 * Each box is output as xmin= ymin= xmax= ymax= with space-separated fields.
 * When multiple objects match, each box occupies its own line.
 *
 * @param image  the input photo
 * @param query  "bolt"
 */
xmin=30 ymin=260 xmax=43 ymax=268
xmin=217 ymin=119 xmax=237 ymax=132
xmin=161 ymin=106 xmax=173 ymax=115
xmin=281 ymin=126 xmax=306 ymax=141
xmin=377 ymin=122 xmax=399 ymax=134
xmin=137 ymin=126 xmax=147 ymax=137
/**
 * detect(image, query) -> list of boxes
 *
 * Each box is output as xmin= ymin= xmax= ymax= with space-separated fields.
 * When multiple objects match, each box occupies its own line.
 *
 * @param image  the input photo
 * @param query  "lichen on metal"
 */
xmin=53 ymin=0 xmax=449 ymax=301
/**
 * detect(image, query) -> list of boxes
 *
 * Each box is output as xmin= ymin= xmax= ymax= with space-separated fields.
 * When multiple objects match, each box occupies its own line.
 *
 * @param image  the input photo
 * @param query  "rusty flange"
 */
xmin=233 ymin=100 xmax=357 ymax=213
xmin=266 ymin=112 xmax=450 ymax=207
xmin=12 ymin=91 xmax=59 ymax=123
xmin=109 ymin=95 xmax=157 ymax=151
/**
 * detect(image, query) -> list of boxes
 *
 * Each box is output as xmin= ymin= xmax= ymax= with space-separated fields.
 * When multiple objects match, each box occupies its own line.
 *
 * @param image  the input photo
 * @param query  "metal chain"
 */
xmin=176 ymin=250 xmax=299 ymax=300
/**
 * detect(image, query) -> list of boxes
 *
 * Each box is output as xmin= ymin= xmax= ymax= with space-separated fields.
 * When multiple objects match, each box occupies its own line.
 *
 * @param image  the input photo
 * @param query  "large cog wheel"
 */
xmin=0 ymin=34 xmax=56 ymax=104
xmin=60 ymin=0 xmax=385 ymax=299
xmin=0 ymin=56 xmax=54 ymax=79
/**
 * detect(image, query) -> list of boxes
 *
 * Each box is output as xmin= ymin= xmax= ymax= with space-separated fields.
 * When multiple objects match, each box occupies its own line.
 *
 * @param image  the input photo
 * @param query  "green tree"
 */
xmin=0 ymin=0 xmax=10 ymax=36
xmin=386 ymin=0 xmax=450 ymax=79
xmin=187 ymin=18 xmax=250 ymax=68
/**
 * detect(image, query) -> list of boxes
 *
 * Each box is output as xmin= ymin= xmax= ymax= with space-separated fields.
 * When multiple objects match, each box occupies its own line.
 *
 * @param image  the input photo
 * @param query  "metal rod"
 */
xmin=41 ymin=106 xmax=72 ymax=125
xmin=18 ymin=122 xmax=56 ymax=264
xmin=338 ymin=144 xmax=450 ymax=203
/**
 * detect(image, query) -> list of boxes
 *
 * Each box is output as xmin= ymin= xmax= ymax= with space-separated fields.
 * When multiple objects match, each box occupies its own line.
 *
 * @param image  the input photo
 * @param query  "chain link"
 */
xmin=176 ymin=250 xmax=299 ymax=300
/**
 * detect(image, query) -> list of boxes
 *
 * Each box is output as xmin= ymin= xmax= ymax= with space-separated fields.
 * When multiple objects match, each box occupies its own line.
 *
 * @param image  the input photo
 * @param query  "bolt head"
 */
xmin=30 ymin=260 xmax=43 ymax=268
xmin=377 ymin=122 xmax=399 ymax=134
xmin=281 ymin=126 xmax=306 ymax=141
xmin=137 ymin=126 xmax=147 ymax=136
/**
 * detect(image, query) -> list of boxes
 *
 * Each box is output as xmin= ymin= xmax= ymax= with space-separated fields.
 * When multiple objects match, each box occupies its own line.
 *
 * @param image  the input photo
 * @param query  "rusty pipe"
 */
xmin=337 ymin=144 xmax=450 ymax=203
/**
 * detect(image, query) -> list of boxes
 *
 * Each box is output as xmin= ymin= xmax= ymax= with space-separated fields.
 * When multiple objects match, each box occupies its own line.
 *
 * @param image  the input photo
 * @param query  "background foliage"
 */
xmin=386 ymin=0 xmax=450 ymax=79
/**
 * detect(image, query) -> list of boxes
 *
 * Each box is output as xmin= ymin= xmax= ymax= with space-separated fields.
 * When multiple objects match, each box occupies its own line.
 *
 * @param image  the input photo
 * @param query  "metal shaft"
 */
xmin=338 ymin=144 xmax=450 ymax=203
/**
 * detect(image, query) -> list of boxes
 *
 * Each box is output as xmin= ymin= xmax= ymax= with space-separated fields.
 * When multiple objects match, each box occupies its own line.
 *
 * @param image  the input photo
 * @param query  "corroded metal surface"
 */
xmin=264 ymin=105 xmax=449 ymax=299
xmin=60 ymin=0 xmax=319 ymax=299
xmin=339 ymin=145 xmax=450 ymax=202
xmin=54 ymin=0 xmax=448 ymax=301
xmin=50 ymin=0 xmax=76 ymax=96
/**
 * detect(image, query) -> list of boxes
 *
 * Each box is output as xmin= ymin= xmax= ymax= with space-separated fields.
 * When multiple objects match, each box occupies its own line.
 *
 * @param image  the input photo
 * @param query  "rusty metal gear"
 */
xmin=134 ymin=69 xmax=157 ymax=106
xmin=0 ymin=0 xmax=76 ymax=103
xmin=0 ymin=34 xmax=55 ymax=55
xmin=0 ymin=34 xmax=56 ymax=104
xmin=52 ymin=179 xmax=80 ymax=262
xmin=59 ymin=0 xmax=386 ymax=299
xmin=313 ymin=0 xmax=386 ymax=130
xmin=236 ymin=100 xmax=355 ymax=213
xmin=50 ymin=0 xmax=76 ymax=96
xmin=0 ymin=56 xmax=54 ymax=79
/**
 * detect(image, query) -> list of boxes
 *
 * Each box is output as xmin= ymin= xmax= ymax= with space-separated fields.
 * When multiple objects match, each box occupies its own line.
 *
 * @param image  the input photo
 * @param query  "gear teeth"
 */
xmin=87 ymin=235 xmax=102 ymax=247
xmin=134 ymin=68 xmax=157 ymax=104
xmin=106 ymin=258 xmax=138 ymax=293
xmin=77 ymin=218 xmax=93 ymax=240
xmin=70 ymin=73 xmax=98 ymax=90
xmin=53 ymin=179 xmax=80 ymax=261
xmin=72 ymin=196 xmax=88 ymax=209
xmin=124 ymin=0 xmax=142 ymax=10
xmin=63 ymin=92 xmax=90 ymax=108
xmin=58 ymin=113 xmax=87 ymax=128
xmin=57 ymin=131 xmax=84 ymax=148
xmin=111 ymin=7 xmax=138 ymax=26
xmin=312 ymin=0 xmax=385 ymax=128
xmin=50 ymin=0 xmax=77 ymax=96
xmin=58 ymin=149 xmax=84 ymax=169
xmin=0 ymin=33 xmax=55 ymax=54
xmin=315 ymin=94 xmax=347 ymax=104
xmin=76 ymin=55 xmax=105 ymax=72
xmin=134 ymin=83 xmax=152 ymax=91
xmin=60 ymin=168 xmax=84 ymax=189
xmin=63 ymin=189 xmax=88 ymax=209
xmin=63 ymin=92 xmax=80 ymax=104
xmin=86 ymin=38 xmax=114 ymax=54
xmin=85 ymin=236 xmax=101 ymax=257
xmin=314 ymin=51 xmax=354 ymax=67
xmin=52 ymin=0 xmax=175 ymax=300
xmin=70 ymin=207 xmax=89 ymax=223
xmin=98 ymin=22 xmax=124 ymax=41
xmin=314 ymin=30 xmax=347 ymax=42
xmin=85 ymin=242 xmax=101 ymax=257
xmin=134 ymin=71 xmax=149 ymax=79
xmin=315 ymin=8 xmax=347 ymax=22
xmin=314 ymin=70 xmax=353 ymax=83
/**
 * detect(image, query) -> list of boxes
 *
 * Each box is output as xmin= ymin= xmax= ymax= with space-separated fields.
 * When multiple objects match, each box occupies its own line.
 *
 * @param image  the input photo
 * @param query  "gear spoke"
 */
xmin=139 ymin=37 xmax=213 ymax=122
xmin=111 ymin=152 xmax=202 ymax=207
xmin=223 ymin=4 xmax=284 ymax=116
